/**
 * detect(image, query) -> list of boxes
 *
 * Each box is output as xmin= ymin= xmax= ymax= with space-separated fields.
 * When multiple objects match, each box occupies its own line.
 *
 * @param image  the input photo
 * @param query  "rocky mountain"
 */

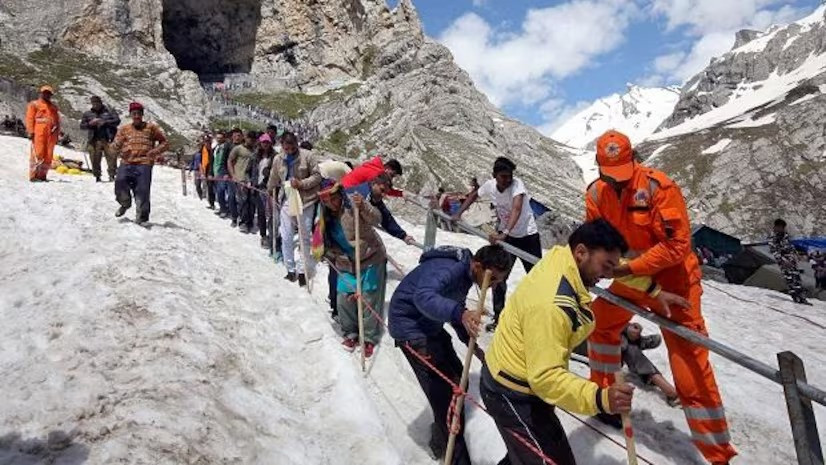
xmin=0 ymin=0 xmax=585 ymax=231
xmin=552 ymin=84 xmax=680 ymax=150
xmin=639 ymin=5 xmax=826 ymax=240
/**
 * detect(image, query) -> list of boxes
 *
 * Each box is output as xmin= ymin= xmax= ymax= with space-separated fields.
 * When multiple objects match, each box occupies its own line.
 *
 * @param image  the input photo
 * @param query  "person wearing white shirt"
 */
xmin=453 ymin=156 xmax=543 ymax=331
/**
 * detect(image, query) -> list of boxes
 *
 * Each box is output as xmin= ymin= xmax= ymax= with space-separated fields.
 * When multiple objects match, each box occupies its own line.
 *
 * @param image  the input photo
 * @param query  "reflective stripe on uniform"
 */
xmin=588 ymin=359 xmax=621 ymax=374
xmin=588 ymin=341 xmax=621 ymax=356
xmin=684 ymin=406 xmax=727 ymax=421
xmin=691 ymin=429 xmax=731 ymax=446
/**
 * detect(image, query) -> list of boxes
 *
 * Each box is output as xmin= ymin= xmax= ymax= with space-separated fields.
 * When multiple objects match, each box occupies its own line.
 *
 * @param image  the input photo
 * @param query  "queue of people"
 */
xmin=20 ymin=81 xmax=754 ymax=464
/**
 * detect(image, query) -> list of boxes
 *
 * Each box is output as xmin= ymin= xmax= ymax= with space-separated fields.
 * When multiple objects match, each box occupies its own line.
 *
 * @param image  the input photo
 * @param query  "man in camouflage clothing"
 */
xmin=769 ymin=218 xmax=809 ymax=305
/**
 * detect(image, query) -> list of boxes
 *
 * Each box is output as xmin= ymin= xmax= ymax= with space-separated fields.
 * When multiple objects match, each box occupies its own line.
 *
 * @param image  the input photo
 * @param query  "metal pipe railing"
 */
xmin=416 ymin=204 xmax=826 ymax=408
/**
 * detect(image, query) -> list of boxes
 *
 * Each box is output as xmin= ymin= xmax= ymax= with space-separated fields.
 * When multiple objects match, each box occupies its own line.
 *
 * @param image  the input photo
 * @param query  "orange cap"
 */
xmin=596 ymin=130 xmax=634 ymax=182
xmin=39 ymin=85 xmax=54 ymax=94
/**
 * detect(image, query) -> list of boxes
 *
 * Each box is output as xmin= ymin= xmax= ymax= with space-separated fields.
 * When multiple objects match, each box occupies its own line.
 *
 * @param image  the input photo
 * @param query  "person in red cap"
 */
xmin=110 ymin=102 xmax=169 ymax=225
xmin=25 ymin=85 xmax=60 ymax=182
xmin=585 ymin=130 xmax=736 ymax=465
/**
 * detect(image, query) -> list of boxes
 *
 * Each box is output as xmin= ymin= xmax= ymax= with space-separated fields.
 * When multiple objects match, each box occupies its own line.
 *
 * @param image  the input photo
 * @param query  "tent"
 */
xmin=791 ymin=237 xmax=826 ymax=252
xmin=692 ymin=225 xmax=742 ymax=257
xmin=722 ymin=245 xmax=775 ymax=284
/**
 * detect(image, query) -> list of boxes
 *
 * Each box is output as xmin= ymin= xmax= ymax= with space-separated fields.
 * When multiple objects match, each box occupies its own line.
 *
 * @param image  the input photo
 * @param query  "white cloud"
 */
xmin=644 ymin=0 xmax=809 ymax=84
xmin=439 ymin=0 xmax=638 ymax=108
xmin=535 ymin=98 xmax=592 ymax=136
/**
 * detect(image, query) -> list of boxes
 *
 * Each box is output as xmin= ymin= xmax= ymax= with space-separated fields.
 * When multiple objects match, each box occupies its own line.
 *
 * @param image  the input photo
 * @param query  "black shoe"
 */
xmin=230 ymin=219 xmax=237 ymax=228
xmin=298 ymin=273 xmax=307 ymax=287
xmin=239 ymin=224 xmax=250 ymax=234
xmin=108 ymin=175 xmax=115 ymax=182
xmin=284 ymin=272 xmax=297 ymax=282
xmin=95 ymin=176 xmax=102 ymax=182
xmin=594 ymin=413 xmax=622 ymax=430
xmin=115 ymin=206 xmax=129 ymax=217
xmin=207 ymin=204 xmax=215 ymax=210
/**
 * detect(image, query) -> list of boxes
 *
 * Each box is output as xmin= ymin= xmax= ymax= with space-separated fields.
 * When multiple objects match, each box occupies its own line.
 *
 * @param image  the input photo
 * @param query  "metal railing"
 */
xmin=410 ymin=200 xmax=824 ymax=465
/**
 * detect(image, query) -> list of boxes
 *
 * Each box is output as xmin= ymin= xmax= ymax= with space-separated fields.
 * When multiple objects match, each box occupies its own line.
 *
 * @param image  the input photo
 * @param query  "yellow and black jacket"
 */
xmin=485 ymin=246 xmax=660 ymax=415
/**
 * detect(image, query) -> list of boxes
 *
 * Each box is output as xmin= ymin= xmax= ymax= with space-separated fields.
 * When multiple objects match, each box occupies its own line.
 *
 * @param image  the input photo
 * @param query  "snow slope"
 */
xmin=552 ymin=85 xmax=680 ymax=150
xmin=1 ymin=135 xmax=824 ymax=464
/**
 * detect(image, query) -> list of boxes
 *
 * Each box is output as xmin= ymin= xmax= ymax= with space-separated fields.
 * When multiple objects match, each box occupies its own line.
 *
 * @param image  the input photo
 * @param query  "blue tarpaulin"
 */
xmin=529 ymin=198 xmax=552 ymax=218
xmin=791 ymin=238 xmax=826 ymax=251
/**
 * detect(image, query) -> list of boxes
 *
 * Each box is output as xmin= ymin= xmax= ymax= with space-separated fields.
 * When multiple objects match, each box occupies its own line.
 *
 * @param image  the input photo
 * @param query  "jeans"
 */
xmin=214 ymin=178 xmax=231 ymax=214
xmin=115 ymin=164 xmax=153 ymax=221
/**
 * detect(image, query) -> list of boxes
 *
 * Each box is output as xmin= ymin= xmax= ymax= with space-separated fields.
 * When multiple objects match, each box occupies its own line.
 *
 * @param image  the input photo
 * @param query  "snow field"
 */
xmin=1 ymin=135 xmax=824 ymax=464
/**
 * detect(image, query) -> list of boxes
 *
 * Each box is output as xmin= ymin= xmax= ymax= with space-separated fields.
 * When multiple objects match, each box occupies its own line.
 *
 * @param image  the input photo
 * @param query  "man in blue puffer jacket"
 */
xmin=389 ymin=245 xmax=511 ymax=464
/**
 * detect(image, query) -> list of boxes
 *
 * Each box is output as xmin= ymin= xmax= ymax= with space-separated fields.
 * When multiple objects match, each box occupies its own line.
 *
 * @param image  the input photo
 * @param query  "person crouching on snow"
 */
xmin=317 ymin=181 xmax=386 ymax=359
xmin=622 ymin=322 xmax=680 ymax=407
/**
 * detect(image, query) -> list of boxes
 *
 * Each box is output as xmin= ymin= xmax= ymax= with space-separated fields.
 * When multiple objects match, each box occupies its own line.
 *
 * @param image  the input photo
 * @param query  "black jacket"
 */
xmin=80 ymin=106 xmax=121 ymax=143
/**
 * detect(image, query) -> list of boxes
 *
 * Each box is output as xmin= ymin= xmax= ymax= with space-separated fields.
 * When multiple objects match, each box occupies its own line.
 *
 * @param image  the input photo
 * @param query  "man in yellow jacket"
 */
xmin=482 ymin=219 xmax=686 ymax=465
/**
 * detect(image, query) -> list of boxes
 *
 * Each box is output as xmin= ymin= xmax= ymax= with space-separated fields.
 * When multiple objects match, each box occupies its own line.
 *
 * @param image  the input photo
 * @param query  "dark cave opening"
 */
xmin=161 ymin=0 xmax=263 ymax=80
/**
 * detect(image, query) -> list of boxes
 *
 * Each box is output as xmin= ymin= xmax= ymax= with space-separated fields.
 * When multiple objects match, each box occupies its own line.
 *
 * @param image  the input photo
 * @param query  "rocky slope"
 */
xmin=638 ymin=5 xmax=826 ymax=240
xmin=0 ymin=0 xmax=585 ymax=229
xmin=552 ymin=85 xmax=680 ymax=150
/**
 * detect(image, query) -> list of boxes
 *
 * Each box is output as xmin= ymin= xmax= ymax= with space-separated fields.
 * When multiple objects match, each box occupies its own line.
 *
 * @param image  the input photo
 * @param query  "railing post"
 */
xmin=778 ymin=351 xmax=824 ymax=465
xmin=424 ymin=210 xmax=438 ymax=251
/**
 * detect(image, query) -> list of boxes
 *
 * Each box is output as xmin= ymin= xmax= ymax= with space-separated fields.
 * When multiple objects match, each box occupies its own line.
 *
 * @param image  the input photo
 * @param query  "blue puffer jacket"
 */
xmin=388 ymin=246 xmax=474 ymax=342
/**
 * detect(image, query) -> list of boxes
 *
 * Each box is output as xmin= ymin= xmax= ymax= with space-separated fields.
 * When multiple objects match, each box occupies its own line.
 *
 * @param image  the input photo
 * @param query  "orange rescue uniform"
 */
xmin=25 ymin=98 xmax=60 ymax=181
xmin=586 ymin=165 xmax=737 ymax=464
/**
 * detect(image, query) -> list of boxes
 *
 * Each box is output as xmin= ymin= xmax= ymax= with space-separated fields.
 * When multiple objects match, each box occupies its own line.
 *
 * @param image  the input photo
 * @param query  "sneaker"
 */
xmin=230 ymin=219 xmax=238 ymax=228
xmin=485 ymin=321 xmax=498 ymax=333
xmin=297 ymin=273 xmax=307 ymax=287
xmin=115 ymin=206 xmax=129 ymax=217
xmin=284 ymin=272 xmax=297 ymax=282
xmin=342 ymin=338 xmax=358 ymax=352
xmin=135 ymin=216 xmax=148 ymax=225
xmin=364 ymin=342 xmax=376 ymax=358
xmin=207 ymin=204 xmax=215 ymax=210
xmin=594 ymin=413 xmax=622 ymax=430
xmin=219 ymin=211 xmax=229 ymax=219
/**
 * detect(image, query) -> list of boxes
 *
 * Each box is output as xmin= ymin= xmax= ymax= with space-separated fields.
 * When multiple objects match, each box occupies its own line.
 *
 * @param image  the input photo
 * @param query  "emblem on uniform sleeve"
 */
xmin=633 ymin=189 xmax=650 ymax=207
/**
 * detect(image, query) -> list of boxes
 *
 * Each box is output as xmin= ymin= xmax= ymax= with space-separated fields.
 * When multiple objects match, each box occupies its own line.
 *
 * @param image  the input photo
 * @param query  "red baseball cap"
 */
xmin=128 ymin=102 xmax=144 ymax=113
xmin=596 ymin=130 xmax=634 ymax=182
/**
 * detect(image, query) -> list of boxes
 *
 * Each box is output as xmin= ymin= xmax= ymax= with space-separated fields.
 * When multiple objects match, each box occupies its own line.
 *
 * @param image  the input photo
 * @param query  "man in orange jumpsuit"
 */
xmin=25 ymin=85 xmax=60 ymax=182
xmin=586 ymin=130 xmax=736 ymax=465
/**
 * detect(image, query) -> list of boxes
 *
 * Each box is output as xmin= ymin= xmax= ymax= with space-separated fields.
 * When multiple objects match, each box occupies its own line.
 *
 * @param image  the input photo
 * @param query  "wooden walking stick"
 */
xmin=354 ymin=200 xmax=366 ymax=372
xmin=444 ymin=269 xmax=492 ymax=465
xmin=615 ymin=372 xmax=639 ymax=465
xmin=180 ymin=167 xmax=187 ymax=196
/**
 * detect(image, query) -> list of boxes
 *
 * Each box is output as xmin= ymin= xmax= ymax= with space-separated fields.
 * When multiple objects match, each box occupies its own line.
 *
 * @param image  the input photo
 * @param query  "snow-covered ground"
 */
xmin=1 ymin=135 xmax=824 ymax=464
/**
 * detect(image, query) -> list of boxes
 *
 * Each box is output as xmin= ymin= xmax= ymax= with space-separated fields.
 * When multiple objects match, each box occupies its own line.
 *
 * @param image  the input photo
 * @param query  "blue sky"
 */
xmin=404 ymin=0 xmax=821 ymax=133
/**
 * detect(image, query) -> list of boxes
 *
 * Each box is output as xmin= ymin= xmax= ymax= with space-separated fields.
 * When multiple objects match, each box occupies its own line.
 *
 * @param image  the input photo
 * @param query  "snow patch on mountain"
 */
xmin=702 ymin=139 xmax=732 ymax=154
xmin=652 ymin=53 xmax=826 ymax=140
xmin=552 ymin=85 xmax=680 ymax=150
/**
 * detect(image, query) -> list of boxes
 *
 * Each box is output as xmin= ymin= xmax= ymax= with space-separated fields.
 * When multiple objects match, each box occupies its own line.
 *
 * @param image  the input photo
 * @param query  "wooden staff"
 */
xmin=180 ymin=167 xmax=187 ymax=196
xmin=291 ymin=187 xmax=312 ymax=295
xmin=615 ymin=372 xmax=639 ymax=465
xmin=444 ymin=269 xmax=492 ymax=465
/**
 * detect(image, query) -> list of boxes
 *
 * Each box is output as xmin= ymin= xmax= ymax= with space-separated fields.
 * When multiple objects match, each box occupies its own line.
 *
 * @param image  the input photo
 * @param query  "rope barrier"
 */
xmin=182 ymin=180 xmax=656 ymax=465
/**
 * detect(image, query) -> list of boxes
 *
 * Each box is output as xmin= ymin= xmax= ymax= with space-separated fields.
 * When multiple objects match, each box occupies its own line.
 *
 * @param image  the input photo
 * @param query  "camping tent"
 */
xmin=692 ymin=225 xmax=742 ymax=257
xmin=722 ymin=245 xmax=775 ymax=284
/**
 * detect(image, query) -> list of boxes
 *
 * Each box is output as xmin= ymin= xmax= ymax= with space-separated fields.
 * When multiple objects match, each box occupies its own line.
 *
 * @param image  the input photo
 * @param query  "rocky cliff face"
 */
xmin=640 ymin=6 xmax=826 ymax=240
xmin=0 ymin=0 xmax=584 ymax=229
